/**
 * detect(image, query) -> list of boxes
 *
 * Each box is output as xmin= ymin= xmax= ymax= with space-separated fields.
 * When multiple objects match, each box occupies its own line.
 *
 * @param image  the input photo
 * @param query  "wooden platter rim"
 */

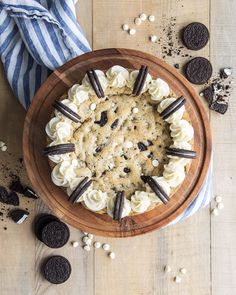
xmin=23 ymin=48 xmax=212 ymax=237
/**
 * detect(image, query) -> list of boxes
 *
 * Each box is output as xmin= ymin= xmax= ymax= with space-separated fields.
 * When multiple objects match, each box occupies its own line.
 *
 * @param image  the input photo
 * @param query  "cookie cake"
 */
xmin=44 ymin=65 xmax=196 ymax=221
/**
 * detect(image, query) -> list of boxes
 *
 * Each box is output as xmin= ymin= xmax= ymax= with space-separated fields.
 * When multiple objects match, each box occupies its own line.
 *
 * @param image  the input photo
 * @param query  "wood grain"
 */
xmin=0 ymin=0 xmax=235 ymax=294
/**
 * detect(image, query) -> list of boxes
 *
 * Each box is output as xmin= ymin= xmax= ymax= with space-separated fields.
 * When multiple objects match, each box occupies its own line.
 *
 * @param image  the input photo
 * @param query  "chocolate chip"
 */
xmin=138 ymin=142 xmax=147 ymax=151
xmin=123 ymin=167 xmax=131 ymax=173
xmin=95 ymin=111 xmax=108 ymax=127
xmin=111 ymin=119 xmax=119 ymax=130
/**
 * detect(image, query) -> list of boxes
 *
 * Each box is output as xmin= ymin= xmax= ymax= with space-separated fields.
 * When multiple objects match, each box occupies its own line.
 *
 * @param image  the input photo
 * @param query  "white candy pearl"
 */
xmin=1 ymin=145 xmax=7 ymax=152
xmin=102 ymin=243 xmax=110 ymax=251
xmin=129 ymin=28 xmax=136 ymax=35
xmin=87 ymin=233 xmax=94 ymax=239
xmin=174 ymin=276 xmax=182 ymax=283
xmin=90 ymin=103 xmax=97 ymax=111
xmin=150 ymin=35 xmax=158 ymax=43
xmin=72 ymin=241 xmax=79 ymax=248
xmin=94 ymin=241 xmax=101 ymax=249
xmin=122 ymin=24 xmax=129 ymax=31
xmin=134 ymin=17 xmax=142 ymax=25
xmin=83 ymin=245 xmax=91 ymax=251
xmin=164 ymin=265 xmax=171 ymax=273
xmin=108 ymin=252 xmax=116 ymax=259
xmin=132 ymin=107 xmax=139 ymax=114
xmin=215 ymin=196 xmax=222 ymax=203
xmin=82 ymin=236 xmax=92 ymax=245
xmin=0 ymin=141 xmax=5 ymax=148
xmin=139 ymin=13 xmax=147 ymax=21
xmin=217 ymin=202 xmax=224 ymax=210
xmin=148 ymin=15 xmax=155 ymax=22
xmin=179 ymin=268 xmax=187 ymax=274
xmin=152 ymin=159 xmax=159 ymax=167
xmin=211 ymin=208 xmax=219 ymax=216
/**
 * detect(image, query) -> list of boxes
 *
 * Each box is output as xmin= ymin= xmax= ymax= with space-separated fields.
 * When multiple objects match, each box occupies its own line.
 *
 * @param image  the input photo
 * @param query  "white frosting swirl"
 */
xmin=106 ymin=66 xmax=129 ymax=88
xmin=82 ymin=70 xmax=108 ymax=93
xmin=127 ymin=70 xmax=152 ymax=93
xmin=163 ymin=159 xmax=186 ymax=188
xmin=157 ymin=97 xmax=185 ymax=123
xmin=107 ymin=195 xmax=132 ymax=218
xmin=51 ymin=160 xmax=78 ymax=187
xmin=170 ymin=120 xmax=194 ymax=143
xmin=152 ymin=176 xmax=171 ymax=196
xmin=148 ymin=78 xmax=170 ymax=101
xmin=131 ymin=191 xmax=151 ymax=213
xmin=68 ymin=84 xmax=89 ymax=104
xmin=45 ymin=117 xmax=73 ymax=141
xmin=83 ymin=189 xmax=108 ymax=212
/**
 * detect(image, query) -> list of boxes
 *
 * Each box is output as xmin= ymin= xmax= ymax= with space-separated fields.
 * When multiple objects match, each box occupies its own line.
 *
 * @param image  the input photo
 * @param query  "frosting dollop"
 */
xmin=82 ymin=70 xmax=108 ymax=93
xmin=45 ymin=117 xmax=73 ymax=141
xmin=170 ymin=120 xmax=194 ymax=142
xmin=68 ymin=84 xmax=89 ymax=105
xmin=107 ymin=195 xmax=132 ymax=218
xmin=51 ymin=160 xmax=78 ymax=187
xmin=148 ymin=78 xmax=170 ymax=101
xmin=83 ymin=189 xmax=108 ymax=212
xmin=131 ymin=191 xmax=151 ymax=213
xmin=127 ymin=70 xmax=152 ymax=93
xmin=157 ymin=97 xmax=185 ymax=123
xmin=106 ymin=66 xmax=129 ymax=88
xmin=163 ymin=159 xmax=186 ymax=188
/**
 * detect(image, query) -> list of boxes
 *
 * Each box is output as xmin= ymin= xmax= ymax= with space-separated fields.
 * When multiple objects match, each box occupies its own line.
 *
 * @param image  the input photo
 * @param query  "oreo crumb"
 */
xmin=138 ymin=142 xmax=147 ymax=151
xmin=6 ymin=192 xmax=19 ymax=206
xmin=111 ymin=119 xmax=119 ymax=130
xmin=174 ymin=63 xmax=180 ymax=69
xmin=95 ymin=111 xmax=108 ymax=127
xmin=9 ymin=177 xmax=24 ymax=194
xmin=124 ymin=167 xmax=131 ymax=173
xmin=220 ymin=68 xmax=232 ymax=79
xmin=23 ymin=187 xmax=38 ymax=199
xmin=10 ymin=209 xmax=29 ymax=224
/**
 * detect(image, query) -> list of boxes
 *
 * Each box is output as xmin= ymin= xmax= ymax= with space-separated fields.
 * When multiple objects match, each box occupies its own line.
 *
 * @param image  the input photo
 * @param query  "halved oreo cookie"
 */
xmin=43 ymin=255 xmax=71 ymax=284
xmin=185 ymin=57 xmax=213 ymax=85
xmin=43 ymin=143 xmax=75 ymax=156
xmin=160 ymin=96 xmax=186 ymax=120
xmin=182 ymin=22 xmax=209 ymax=50
xmin=52 ymin=100 xmax=81 ymax=123
xmin=41 ymin=221 xmax=70 ymax=248
xmin=68 ymin=177 xmax=92 ymax=204
xmin=87 ymin=69 xmax=105 ymax=98
xmin=133 ymin=65 xmax=149 ymax=96
xmin=113 ymin=191 xmax=125 ymax=221
xmin=166 ymin=147 xmax=196 ymax=159
xmin=141 ymin=175 xmax=169 ymax=204
xmin=10 ymin=209 xmax=29 ymax=224
xmin=34 ymin=214 xmax=59 ymax=241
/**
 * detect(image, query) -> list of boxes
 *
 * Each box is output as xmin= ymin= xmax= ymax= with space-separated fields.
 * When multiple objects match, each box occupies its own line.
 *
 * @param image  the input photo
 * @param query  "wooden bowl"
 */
xmin=23 ymin=48 xmax=212 ymax=237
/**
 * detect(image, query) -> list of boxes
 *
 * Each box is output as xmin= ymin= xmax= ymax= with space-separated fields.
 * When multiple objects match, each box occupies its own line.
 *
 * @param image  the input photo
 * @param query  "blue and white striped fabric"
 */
xmin=0 ymin=0 xmax=91 ymax=109
xmin=0 ymin=0 xmax=212 ymax=224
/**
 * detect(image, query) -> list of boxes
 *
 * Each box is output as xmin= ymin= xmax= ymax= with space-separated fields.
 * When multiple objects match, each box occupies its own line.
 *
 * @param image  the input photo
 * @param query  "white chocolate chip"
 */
xmin=139 ymin=13 xmax=147 ymax=21
xmin=108 ymin=252 xmax=116 ymax=259
xmin=87 ymin=233 xmax=94 ymax=239
xmin=179 ymin=268 xmax=187 ymax=275
xmin=150 ymin=35 xmax=158 ymax=43
xmin=164 ymin=265 xmax=171 ymax=273
xmin=152 ymin=159 xmax=159 ymax=167
xmin=71 ymin=241 xmax=79 ymax=248
xmin=134 ymin=17 xmax=142 ymax=25
xmin=83 ymin=231 xmax=88 ymax=235
xmin=174 ymin=276 xmax=182 ymax=283
xmin=94 ymin=241 xmax=101 ymax=249
xmin=1 ymin=145 xmax=7 ymax=152
xmin=122 ymin=24 xmax=129 ymax=31
xmin=124 ymin=141 xmax=133 ymax=149
xmin=211 ymin=208 xmax=219 ymax=216
xmin=90 ymin=103 xmax=97 ymax=111
xmin=148 ymin=15 xmax=155 ymax=22
xmin=129 ymin=28 xmax=136 ymax=35
xmin=132 ymin=107 xmax=139 ymax=114
xmin=217 ymin=202 xmax=224 ymax=210
xmin=215 ymin=196 xmax=222 ymax=203
xmin=0 ymin=141 xmax=5 ymax=148
xmin=82 ymin=236 xmax=92 ymax=245
xmin=83 ymin=245 xmax=91 ymax=251
xmin=102 ymin=243 xmax=110 ymax=251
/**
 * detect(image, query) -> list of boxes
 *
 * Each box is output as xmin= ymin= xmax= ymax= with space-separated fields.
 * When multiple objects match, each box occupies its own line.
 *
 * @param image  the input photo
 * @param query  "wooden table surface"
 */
xmin=0 ymin=1 xmax=235 ymax=294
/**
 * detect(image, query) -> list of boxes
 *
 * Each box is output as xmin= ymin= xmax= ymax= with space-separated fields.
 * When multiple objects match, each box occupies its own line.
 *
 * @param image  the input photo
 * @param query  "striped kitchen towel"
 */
xmin=0 ymin=0 xmax=212 ymax=224
xmin=0 ymin=0 xmax=91 ymax=109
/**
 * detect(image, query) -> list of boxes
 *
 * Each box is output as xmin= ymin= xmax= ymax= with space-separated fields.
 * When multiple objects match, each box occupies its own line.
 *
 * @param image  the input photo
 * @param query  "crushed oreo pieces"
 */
xmin=123 ymin=167 xmax=131 ymax=173
xmin=111 ymin=119 xmax=119 ymax=130
xmin=23 ymin=187 xmax=38 ymax=199
xmin=137 ymin=142 xmax=147 ymax=151
xmin=220 ymin=68 xmax=232 ymax=79
xmin=95 ymin=111 xmax=108 ymax=127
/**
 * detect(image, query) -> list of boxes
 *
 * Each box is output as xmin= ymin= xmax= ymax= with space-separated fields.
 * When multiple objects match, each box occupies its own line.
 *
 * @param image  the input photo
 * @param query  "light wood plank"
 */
xmin=92 ymin=1 xmax=211 ymax=294
xmin=210 ymin=1 xmax=236 ymax=294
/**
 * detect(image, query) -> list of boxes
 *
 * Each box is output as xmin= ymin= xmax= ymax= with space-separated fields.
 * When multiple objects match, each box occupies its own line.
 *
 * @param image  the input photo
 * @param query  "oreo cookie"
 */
xmin=166 ymin=147 xmax=196 ymax=159
xmin=87 ymin=69 xmax=105 ymax=98
xmin=43 ymin=255 xmax=71 ymax=284
xmin=68 ymin=177 xmax=92 ymax=204
xmin=41 ymin=221 xmax=70 ymax=248
xmin=133 ymin=65 xmax=149 ymax=96
xmin=141 ymin=176 xmax=169 ymax=204
xmin=34 ymin=214 xmax=59 ymax=241
xmin=185 ymin=57 xmax=213 ymax=85
xmin=52 ymin=100 xmax=81 ymax=123
xmin=160 ymin=96 xmax=186 ymax=120
xmin=113 ymin=191 xmax=125 ymax=221
xmin=43 ymin=143 xmax=75 ymax=156
xmin=6 ymin=191 xmax=19 ymax=206
xmin=10 ymin=209 xmax=29 ymax=224
xmin=0 ymin=186 xmax=9 ymax=203
xmin=210 ymin=100 xmax=228 ymax=114
xmin=182 ymin=22 xmax=209 ymax=50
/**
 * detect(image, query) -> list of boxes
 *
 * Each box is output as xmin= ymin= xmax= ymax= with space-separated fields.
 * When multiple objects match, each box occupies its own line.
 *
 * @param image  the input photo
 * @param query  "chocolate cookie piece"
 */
xmin=185 ymin=57 xmax=213 ymax=85
xmin=160 ymin=96 xmax=186 ymax=120
xmin=41 ymin=221 xmax=70 ymax=248
xmin=210 ymin=100 xmax=228 ymax=114
xmin=0 ymin=186 xmax=8 ymax=203
xmin=182 ymin=22 xmax=209 ymax=50
xmin=166 ymin=147 xmax=197 ymax=159
xmin=68 ymin=177 xmax=92 ymax=204
xmin=200 ymin=85 xmax=214 ymax=104
xmin=141 ymin=176 xmax=169 ymax=204
xmin=23 ymin=187 xmax=38 ymax=199
xmin=34 ymin=214 xmax=59 ymax=241
xmin=9 ymin=178 xmax=24 ymax=194
xmin=43 ymin=256 xmax=71 ymax=284
xmin=43 ymin=143 xmax=75 ymax=156
xmin=6 ymin=192 xmax=19 ymax=206
xmin=10 ymin=209 xmax=29 ymax=224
